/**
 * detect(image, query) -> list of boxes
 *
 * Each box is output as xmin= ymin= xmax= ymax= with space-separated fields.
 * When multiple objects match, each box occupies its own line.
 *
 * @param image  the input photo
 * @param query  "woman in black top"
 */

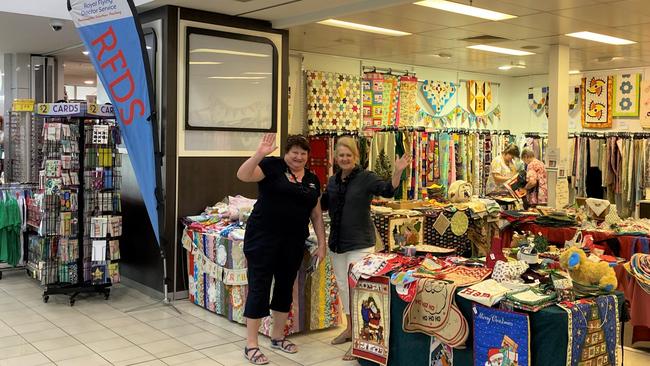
xmin=237 ymin=133 xmax=326 ymax=365
xmin=322 ymin=136 xmax=410 ymax=361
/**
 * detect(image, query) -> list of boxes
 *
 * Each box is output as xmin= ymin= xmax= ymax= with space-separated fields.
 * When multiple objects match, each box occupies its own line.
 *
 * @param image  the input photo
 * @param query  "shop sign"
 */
xmin=87 ymin=103 xmax=115 ymax=117
xmin=12 ymin=99 xmax=35 ymax=112
xmin=36 ymin=103 xmax=82 ymax=116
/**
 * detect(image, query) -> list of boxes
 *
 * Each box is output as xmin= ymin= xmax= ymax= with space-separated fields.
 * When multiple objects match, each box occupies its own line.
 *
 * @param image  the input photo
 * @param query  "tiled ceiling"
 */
xmin=281 ymin=0 xmax=650 ymax=76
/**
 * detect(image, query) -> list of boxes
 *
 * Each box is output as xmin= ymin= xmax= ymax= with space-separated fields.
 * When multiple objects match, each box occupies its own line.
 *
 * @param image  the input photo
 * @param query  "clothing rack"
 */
xmin=362 ymin=66 xmax=414 ymax=76
xmin=0 ymin=184 xmax=37 ymax=280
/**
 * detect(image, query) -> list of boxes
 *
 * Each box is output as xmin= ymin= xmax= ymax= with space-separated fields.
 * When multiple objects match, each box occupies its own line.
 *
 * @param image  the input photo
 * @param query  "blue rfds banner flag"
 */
xmin=68 ymin=0 xmax=160 ymax=244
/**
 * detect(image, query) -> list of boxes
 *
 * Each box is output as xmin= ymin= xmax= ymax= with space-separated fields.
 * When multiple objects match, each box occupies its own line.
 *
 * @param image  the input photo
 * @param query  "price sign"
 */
xmin=36 ymin=103 xmax=82 ymax=116
xmin=87 ymin=103 xmax=115 ymax=117
xmin=11 ymin=99 xmax=35 ymax=112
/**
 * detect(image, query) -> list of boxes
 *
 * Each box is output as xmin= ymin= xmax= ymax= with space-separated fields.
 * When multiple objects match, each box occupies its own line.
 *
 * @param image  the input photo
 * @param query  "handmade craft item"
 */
xmin=421 ymin=80 xmax=457 ymax=116
xmin=389 ymin=216 xmax=424 ymax=251
xmin=448 ymin=180 xmax=473 ymax=203
xmin=559 ymin=247 xmax=617 ymax=292
xmin=528 ymin=86 xmax=548 ymax=115
xmin=467 ymin=80 xmax=492 ymax=116
xmin=613 ymin=73 xmax=640 ymax=117
xmin=502 ymin=287 xmax=557 ymax=312
xmin=398 ymin=75 xmax=419 ymax=127
xmin=352 ymin=276 xmax=391 ymax=366
xmin=450 ymin=211 xmax=469 ymax=237
xmin=457 ymin=279 xmax=510 ymax=306
xmin=306 ymin=70 xmax=361 ymax=134
xmin=491 ymin=260 xmax=529 ymax=283
xmin=473 ymin=304 xmax=530 ymax=366
xmin=430 ymin=337 xmax=453 ymax=366
xmin=581 ymin=75 xmax=613 ymax=128
xmin=624 ymin=253 xmax=650 ymax=294
xmin=558 ymin=295 xmax=620 ymax=366
xmin=640 ymin=80 xmax=650 ymax=129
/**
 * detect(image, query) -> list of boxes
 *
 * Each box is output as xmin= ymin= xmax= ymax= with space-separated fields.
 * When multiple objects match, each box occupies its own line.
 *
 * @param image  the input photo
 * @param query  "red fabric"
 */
xmin=615 ymin=265 xmax=650 ymax=343
xmin=308 ymin=136 xmax=331 ymax=190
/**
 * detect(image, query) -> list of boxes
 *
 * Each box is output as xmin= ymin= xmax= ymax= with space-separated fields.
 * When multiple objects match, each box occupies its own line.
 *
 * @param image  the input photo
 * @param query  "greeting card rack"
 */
xmin=30 ymin=102 xmax=121 ymax=305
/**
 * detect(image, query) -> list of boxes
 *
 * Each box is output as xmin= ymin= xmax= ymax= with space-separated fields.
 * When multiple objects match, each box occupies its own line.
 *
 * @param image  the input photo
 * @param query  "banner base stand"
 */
xmin=125 ymin=250 xmax=181 ymax=315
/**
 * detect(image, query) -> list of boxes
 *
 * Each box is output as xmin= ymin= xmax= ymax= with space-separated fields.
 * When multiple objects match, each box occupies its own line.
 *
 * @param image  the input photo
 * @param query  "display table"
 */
xmin=182 ymin=226 xmax=340 ymax=335
xmin=615 ymin=265 xmax=650 ymax=344
xmin=359 ymin=284 xmax=625 ymax=366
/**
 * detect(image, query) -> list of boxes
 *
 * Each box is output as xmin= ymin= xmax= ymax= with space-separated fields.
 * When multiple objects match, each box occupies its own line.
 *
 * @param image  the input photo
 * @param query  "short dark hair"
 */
xmin=285 ymin=134 xmax=310 ymax=154
xmin=503 ymin=144 xmax=520 ymax=158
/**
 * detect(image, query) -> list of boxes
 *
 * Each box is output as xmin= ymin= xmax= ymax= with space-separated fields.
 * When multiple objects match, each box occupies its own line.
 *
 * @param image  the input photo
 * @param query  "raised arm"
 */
xmin=237 ymin=133 xmax=277 ymax=183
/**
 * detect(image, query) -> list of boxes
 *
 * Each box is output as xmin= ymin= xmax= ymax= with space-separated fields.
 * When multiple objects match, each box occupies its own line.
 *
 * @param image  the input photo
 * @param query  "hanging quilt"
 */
xmin=467 ymin=80 xmax=492 ymax=117
xmin=473 ymin=304 xmax=530 ymax=366
xmin=398 ymin=75 xmax=419 ymax=127
xmin=582 ymin=75 xmax=613 ymax=128
xmin=569 ymin=85 xmax=581 ymax=112
xmin=362 ymin=73 xmax=400 ymax=128
xmin=306 ymin=70 xmax=361 ymax=134
xmin=384 ymin=75 xmax=400 ymax=127
xmin=352 ymin=276 xmax=391 ymax=366
xmin=421 ymin=80 xmax=457 ymax=116
xmin=558 ymin=295 xmax=620 ymax=366
xmin=613 ymin=73 xmax=641 ymax=117
xmin=640 ymin=80 xmax=650 ymax=129
xmin=528 ymin=86 xmax=548 ymax=115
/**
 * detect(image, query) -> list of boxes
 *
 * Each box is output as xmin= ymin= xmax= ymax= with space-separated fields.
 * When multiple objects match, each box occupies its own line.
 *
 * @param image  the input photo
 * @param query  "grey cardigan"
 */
xmin=322 ymin=167 xmax=396 ymax=253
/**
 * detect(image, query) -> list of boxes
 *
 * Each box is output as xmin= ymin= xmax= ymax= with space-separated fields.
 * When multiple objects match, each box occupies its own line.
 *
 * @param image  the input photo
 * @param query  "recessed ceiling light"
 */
xmin=595 ymin=56 xmax=624 ymax=62
xmin=521 ymin=45 xmax=539 ymax=50
xmin=146 ymin=46 xmax=152 ymax=50
xmin=566 ymin=31 xmax=635 ymax=45
xmin=190 ymin=49 xmax=269 ymax=57
xmin=467 ymin=44 xmax=534 ymax=56
xmin=84 ymin=80 xmax=94 ymax=85
xmin=414 ymin=0 xmax=517 ymax=21
xmin=208 ymin=76 xmax=267 ymax=80
xmin=431 ymin=53 xmax=452 ymax=59
xmin=317 ymin=19 xmax=411 ymax=36
xmin=189 ymin=61 xmax=223 ymax=65
xmin=569 ymin=70 xmax=581 ymax=74
xmin=498 ymin=62 xmax=526 ymax=70
xmin=82 ymin=50 xmax=89 ymax=56
xmin=243 ymin=72 xmax=272 ymax=75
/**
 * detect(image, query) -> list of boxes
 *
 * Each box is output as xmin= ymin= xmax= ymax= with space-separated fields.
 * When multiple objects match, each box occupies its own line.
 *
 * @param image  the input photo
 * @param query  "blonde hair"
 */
xmin=335 ymin=136 xmax=360 ymax=164
xmin=521 ymin=148 xmax=536 ymax=159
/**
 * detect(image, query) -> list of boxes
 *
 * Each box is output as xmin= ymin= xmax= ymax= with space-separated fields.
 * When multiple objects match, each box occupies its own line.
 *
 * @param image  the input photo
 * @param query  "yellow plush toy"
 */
xmin=559 ymin=247 xmax=617 ymax=292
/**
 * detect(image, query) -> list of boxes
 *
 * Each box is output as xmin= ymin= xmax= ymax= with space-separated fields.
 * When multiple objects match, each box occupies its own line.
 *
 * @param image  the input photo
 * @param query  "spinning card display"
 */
xmin=352 ymin=276 xmax=391 ymax=366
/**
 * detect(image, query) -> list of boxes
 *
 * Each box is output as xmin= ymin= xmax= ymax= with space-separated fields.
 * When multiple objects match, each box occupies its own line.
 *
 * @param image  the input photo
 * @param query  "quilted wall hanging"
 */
xmin=640 ymin=79 xmax=650 ymax=129
xmin=362 ymin=72 xmax=399 ymax=128
xmin=352 ymin=276 xmax=391 ymax=366
xmin=613 ymin=73 xmax=640 ymax=117
xmin=467 ymin=80 xmax=492 ymax=117
xmin=398 ymin=75 xmax=419 ymax=127
xmin=306 ymin=70 xmax=361 ymax=134
xmin=581 ymin=75 xmax=613 ymax=128
xmin=558 ymin=295 xmax=620 ymax=366
xmin=473 ymin=304 xmax=530 ymax=366
xmin=421 ymin=80 xmax=457 ymax=116
xmin=388 ymin=216 xmax=424 ymax=252
xmin=528 ymin=86 xmax=548 ymax=115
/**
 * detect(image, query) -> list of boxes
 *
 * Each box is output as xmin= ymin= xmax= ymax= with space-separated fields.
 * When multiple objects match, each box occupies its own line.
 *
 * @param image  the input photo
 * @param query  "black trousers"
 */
xmin=243 ymin=228 xmax=305 ymax=319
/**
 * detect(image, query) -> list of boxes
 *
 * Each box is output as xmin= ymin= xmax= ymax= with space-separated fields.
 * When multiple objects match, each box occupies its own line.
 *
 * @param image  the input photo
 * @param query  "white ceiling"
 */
xmin=3 ymin=0 xmax=650 ymax=77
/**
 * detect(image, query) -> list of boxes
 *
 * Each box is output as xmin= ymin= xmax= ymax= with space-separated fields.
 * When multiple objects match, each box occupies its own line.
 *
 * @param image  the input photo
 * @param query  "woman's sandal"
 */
xmin=343 ymin=346 xmax=357 ymax=361
xmin=331 ymin=332 xmax=352 ymax=345
xmin=244 ymin=346 xmax=269 ymax=365
xmin=270 ymin=338 xmax=298 ymax=354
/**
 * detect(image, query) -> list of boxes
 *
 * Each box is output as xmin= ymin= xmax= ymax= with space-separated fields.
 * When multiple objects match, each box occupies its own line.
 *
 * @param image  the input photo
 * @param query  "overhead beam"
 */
xmin=270 ymin=0 xmax=415 ymax=29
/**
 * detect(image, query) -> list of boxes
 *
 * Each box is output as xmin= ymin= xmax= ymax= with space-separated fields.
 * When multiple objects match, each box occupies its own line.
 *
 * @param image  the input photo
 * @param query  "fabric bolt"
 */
xmin=330 ymin=246 xmax=374 ymax=314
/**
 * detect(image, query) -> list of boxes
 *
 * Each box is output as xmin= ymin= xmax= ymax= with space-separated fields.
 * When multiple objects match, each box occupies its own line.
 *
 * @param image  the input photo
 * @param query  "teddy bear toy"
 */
xmin=559 ymin=246 xmax=617 ymax=292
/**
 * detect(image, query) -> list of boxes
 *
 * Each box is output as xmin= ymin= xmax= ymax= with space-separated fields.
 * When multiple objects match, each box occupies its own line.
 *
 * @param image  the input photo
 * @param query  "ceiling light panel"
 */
xmin=467 ymin=44 xmax=535 ymax=56
xmin=317 ymin=19 xmax=411 ymax=36
xmin=190 ymin=49 xmax=269 ymax=57
xmin=414 ymin=0 xmax=517 ymax=21
xmin=565 ymin=31 xmax=635 ymax=45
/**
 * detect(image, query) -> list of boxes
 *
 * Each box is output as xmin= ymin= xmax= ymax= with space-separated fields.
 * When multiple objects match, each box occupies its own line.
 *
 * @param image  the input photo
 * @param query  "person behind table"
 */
xmin=236 ymin=133 xmax=326 ymax=365
xmin=486 ymin=143 xmax=521 ymax=193
xmin=521 ymin=147 xmax=548 ymax=207
xmin=322 ymin=136 xmax=410 ymax=361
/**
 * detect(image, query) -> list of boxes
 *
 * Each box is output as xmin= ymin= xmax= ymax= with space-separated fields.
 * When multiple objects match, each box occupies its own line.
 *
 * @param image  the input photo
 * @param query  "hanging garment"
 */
xmin=0 ymin=195 xmax=22 ymax=267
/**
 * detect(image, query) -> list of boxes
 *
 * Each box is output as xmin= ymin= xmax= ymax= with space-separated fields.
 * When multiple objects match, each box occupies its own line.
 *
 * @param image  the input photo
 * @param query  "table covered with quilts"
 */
xmin=348 ymin=253 xmax=626 ymax=366
xmin=615 ymin=253 xmax=650 ymax=345
xmin=180 ymin=198 xmax=340 ymax=335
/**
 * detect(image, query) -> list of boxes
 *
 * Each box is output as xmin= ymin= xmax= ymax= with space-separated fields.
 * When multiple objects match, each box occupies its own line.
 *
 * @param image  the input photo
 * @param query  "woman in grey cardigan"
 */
xmin=322 ymin=136 xmax=410 ymax=361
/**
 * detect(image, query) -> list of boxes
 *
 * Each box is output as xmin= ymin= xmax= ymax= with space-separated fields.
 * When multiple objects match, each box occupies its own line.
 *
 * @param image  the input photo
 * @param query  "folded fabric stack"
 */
xmin=625 ymin=253 xmax=650 ymax=294
xmin=501 ymin=287 xmax=557 ymax=312
xmin=534 ymin=213 xmax=577 ymax=227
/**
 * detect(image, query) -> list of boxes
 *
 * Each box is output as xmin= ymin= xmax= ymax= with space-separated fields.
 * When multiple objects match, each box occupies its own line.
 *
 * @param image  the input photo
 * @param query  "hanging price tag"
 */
xmin=11 ymin=99 xmax=35 ymax=112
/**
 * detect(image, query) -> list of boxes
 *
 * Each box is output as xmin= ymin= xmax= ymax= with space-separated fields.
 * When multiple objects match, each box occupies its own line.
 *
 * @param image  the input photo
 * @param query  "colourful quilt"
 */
xmin=352 ymin=276 xmax=391 ymax=366
xmin=306 ymin=70 xmax=361 ymax=134
xmin=582 ymin=75 xmax=613 ymax=128
xmin=362 ymin=73 xmax=399 ymax=128
xmin=473 ymin=304 xmax=530 ymax=366
xmin=640 ymin=80 xmax=650 ymax=129
xmin=467 ymin=80 xmax=492 ymax=117
xmin=528 ymin=86 xmax=548 ymax=115
xmin=613 ymin=73 xmax=640 ymax=117
xmin=398 ymin=75 xmax=419 ymax=127
xmin=559 ymin=295 xmax=620 ymax=366
xmin=421 ymin=80 xmax=457 ymax=116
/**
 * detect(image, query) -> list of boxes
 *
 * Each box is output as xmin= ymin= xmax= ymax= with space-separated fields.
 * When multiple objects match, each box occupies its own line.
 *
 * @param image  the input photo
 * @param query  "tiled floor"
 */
xmin=0 ymin=269 xmax=649 ymax=365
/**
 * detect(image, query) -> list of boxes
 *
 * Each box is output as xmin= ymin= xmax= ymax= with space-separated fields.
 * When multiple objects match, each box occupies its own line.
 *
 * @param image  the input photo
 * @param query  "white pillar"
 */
xmin=547 ymin=45 xmax=570 ymax=207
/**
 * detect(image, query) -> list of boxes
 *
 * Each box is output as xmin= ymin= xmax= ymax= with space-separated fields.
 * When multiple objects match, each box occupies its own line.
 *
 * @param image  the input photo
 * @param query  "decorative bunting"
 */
xmin=467 ymin=80 xmax=492 ymax=116
xmin=582 ymin=75 xmax=613 ymax=129
xmin=306 ymin=70 xmax=361 ymax=134
xmin=613 ymin=73 xmax=641 ymax=117
xmin=528 ymin=86 xmax=548 ymax=115
xmin=421 ymin=80 xmax=457 ymax=116
xmin=418 ymin=105 xmax=501 ymax=128
xmin=182 ymin=229 xmax=248 ymax=285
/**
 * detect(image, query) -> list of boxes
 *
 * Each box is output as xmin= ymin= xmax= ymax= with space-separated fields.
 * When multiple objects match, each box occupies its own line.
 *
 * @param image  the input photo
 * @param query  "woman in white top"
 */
xmin=486 ymin=144 xmax=520 ymax=193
